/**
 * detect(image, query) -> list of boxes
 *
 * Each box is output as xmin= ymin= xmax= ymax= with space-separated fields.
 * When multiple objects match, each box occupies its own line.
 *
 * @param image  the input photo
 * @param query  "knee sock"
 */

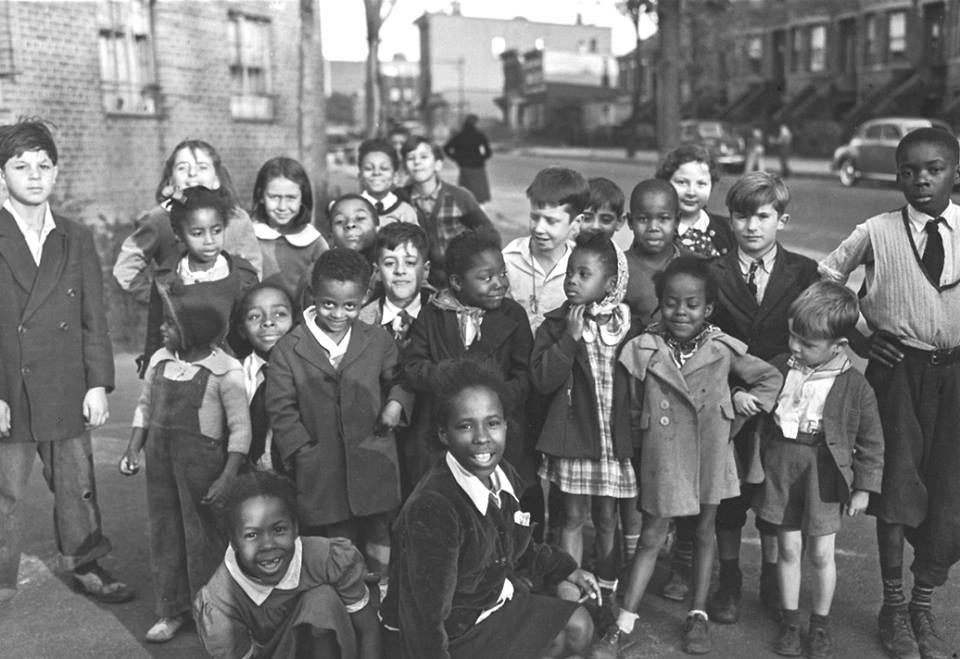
xmin=718 ymin=559 xmax=742 ymax=588
xmin=908 ymin=581 xmax=934 ymax=612
xmin=782 ymin=608 xmax=802 ymax=627
xmin=672 ymin=539 xmax=693 ymax=575
xmin=881 ymin=565 xmax=906 ymax=608
xmin=760 ymin=559 xmax=777 ymax=586
xmin=624 ymin=534 xmax=640 ymax=562
xmin=810 ymin=612 xmax=830 ymax=629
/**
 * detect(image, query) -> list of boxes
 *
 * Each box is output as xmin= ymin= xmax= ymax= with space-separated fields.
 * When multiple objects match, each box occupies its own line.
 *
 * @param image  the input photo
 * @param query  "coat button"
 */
xmin=659 ymin=400 xmax=670 ymax=409
xmin=659 ymin=416 xmax=670 ymax=426
xmin=21 ymin=367 xmax=30 ymax=375
xmin=67 ymin=288 xmax=77 ymax=297
xmin=59 ymin=322 xmax=69 ymax=331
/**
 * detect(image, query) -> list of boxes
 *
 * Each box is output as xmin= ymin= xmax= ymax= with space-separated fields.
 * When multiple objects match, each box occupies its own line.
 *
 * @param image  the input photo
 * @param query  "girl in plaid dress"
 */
xmin=531 ymin=233 xmax=640 ymax=607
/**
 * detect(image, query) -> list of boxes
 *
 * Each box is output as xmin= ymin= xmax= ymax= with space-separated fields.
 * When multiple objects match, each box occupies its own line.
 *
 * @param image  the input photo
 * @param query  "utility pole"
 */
xmin=656 ymin=0 xmax=681 ymax=152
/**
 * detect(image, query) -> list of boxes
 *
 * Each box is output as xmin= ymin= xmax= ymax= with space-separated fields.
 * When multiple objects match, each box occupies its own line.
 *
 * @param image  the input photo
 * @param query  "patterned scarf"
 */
xmin=647 ymin=321 xmax=720 ymax=368
xmin=431 ymin=288 xmax=486 ymax=348
xmin=582 ymin=241 xmax=631 ymax=346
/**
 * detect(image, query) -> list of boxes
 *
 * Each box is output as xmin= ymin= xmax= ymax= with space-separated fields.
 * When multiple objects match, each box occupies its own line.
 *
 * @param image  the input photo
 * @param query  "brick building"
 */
xmin=0 ymin=0 xmax=312 ymax=228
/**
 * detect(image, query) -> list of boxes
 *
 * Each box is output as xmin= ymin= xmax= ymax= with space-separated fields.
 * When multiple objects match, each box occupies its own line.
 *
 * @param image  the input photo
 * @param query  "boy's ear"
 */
xmin=777 ymin=213 xmax=790 ymax=228
xmin=437 ymin=427 xmax=449 ymax=447
xmin=449 ymin=273 xmax=463 ymax=293
xmin=422 ymin=260 xmax=432 ymax=280
xmin=616 ymin=213 xmax=628 ymax=230
xmin=705 ymin=301 xmax=716 ymax=319
xmin=953 ymin=163 xmax=960 ymax=186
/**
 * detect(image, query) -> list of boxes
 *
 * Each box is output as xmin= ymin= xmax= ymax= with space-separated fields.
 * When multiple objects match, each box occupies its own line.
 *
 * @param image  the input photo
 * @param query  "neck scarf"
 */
xmin=648 ymin=321 xmax=720 ymax=368
xmin=582 ymin=241 xmax=631 ymax=346
xmin=431 ymin=288 xmax=486 ymax=348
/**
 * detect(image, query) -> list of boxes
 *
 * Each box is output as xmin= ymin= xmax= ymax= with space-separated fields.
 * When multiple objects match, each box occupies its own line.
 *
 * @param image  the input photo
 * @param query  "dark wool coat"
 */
xmin=709 ymin=244 xmax=820 ymax=360
xmin=757 ymin=355 xmax=884 ymax=500
xmin=141 ymin=250 xmax=258 ymax=375
xmin=0 ymin=209 xmax=113 ymax=443
xmin=530 ymin=303 xmax=641 ymax=460
xmin=402 ymin=299 xmax=535 ymax=484
xmin=266 ymin=320 xmax=412 ymax=526
xmin=382 ymin=459 xmax=577 ymax=659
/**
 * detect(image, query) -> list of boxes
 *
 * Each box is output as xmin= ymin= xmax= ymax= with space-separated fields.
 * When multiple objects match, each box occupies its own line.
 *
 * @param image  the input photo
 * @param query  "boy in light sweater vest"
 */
xmin=819 ymin=127 xmax=960 ymax=659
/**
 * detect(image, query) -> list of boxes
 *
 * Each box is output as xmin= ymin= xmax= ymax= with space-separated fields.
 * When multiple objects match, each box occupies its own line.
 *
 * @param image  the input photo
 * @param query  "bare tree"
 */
xmin=364 ymin=0 xmax=399 ymax=137
xmin=300 ymin=0 xmax=328 ymax=213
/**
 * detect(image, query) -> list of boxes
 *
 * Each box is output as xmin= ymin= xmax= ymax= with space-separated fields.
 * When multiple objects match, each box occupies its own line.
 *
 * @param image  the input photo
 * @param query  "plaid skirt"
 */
xmin=539 ymin=433 xmax=637 ymax=498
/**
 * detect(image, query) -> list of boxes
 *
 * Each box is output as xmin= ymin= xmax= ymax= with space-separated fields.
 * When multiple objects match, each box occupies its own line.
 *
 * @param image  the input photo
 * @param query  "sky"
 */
xmin=318 ymin=0 xmax=653 ymax=62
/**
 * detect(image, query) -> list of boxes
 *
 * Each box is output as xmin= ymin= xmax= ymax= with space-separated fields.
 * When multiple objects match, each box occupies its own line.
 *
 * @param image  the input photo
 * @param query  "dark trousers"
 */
xmin=0 ymin=433 xmax=112 ymax=588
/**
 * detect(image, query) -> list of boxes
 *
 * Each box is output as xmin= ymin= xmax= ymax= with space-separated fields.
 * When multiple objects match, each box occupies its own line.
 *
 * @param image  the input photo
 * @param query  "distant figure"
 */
xmin=444 ymin=114 xmax=493 ymax=204
xmin=744 ymin=127 xmax=765 ymax=173
xmin=774 ymin=123 xmax=793 ymax=178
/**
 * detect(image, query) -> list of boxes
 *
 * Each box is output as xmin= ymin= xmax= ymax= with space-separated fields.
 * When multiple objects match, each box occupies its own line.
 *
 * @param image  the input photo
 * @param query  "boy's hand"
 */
xmin=0 ymin=400 xmax=10 ymax=438
xmin=846 ymin=489 xmax=869 ymax=517
xmin=202 ymin=473 xmax=235 ymax=507
xmin=566 ymin=304 xmax=586 ymax=341
xmin=864 ymin=330 xmax=904 ymax=368
xmin=563 ymin=568 xmax=602 ymax=603
xmin=377 ymin=401 xmax=403 ymax=436
xmin=118 ymin=449 xmax=141 ymax=476
xmin=83 ymin=387 xmax=109 ymax=430
xmin=732 ymin=391 xmax=762 ymax=417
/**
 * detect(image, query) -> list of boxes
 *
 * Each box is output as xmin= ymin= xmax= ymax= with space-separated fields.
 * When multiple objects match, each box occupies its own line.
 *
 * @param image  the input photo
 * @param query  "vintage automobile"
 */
xmin=831 ymin=117 xmax=954 ymax=187
xmin=679 ymin=120 xmax=746 ymax=171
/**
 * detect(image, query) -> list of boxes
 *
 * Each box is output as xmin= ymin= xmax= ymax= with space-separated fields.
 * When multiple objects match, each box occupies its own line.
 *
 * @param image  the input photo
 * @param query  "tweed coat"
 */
xmin=0 ymin=208 xmax=113 ymax=443
xmin=708 ymin=244 xmax=819 ymax=360
xmin=266 ymin=319 xmax=412 ymax=526
xmin=619 ymin=330 xmax=782 ymax=517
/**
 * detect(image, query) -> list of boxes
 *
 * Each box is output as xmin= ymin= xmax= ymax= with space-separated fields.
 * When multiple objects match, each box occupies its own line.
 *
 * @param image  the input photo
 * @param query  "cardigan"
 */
xmin=0 ymin=208 xmax=113 ymax=443
xmin=402 ymin=298 xmax=535 ymax=483
xmin=530 ymin=303 xmax=640 ymax=460
xmin=709 ymin=244 xmax=819 ymax=360
xmin=383 ymin=458 xmax=577 ymax=659
xmin=266 ymin=320 xmax=412 ymax=525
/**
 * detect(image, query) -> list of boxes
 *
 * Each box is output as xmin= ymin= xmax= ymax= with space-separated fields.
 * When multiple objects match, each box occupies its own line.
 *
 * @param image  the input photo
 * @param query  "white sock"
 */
xmin=617 ymin=609 xmax=639 ymax=634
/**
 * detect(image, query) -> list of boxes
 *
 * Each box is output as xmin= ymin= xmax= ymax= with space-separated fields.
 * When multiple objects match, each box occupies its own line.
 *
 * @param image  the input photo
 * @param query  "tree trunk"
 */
xmin=365 ymin=35 xmax=381 ymax=137
xmin=299 ymin=0 xmax=327 ymax=223
xmin=656 ymin=0 xmax=682 ymax=153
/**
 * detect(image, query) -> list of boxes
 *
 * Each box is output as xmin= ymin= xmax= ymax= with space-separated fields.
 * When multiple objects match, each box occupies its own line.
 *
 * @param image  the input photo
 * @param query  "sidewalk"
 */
xmin=510 ymin=145 xmax=833 ymax=179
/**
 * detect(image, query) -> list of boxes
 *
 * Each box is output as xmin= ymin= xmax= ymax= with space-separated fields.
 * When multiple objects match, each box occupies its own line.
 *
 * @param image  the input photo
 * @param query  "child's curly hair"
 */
xmin=444 ymin=228 xmax=502 ymax=279
xmin=654 ymin=255 xmax=718 ymax=306
xmin=310 ymin=246 xmax=373 ymax=291
xmin=655 ymin=143 xmax=721 ymax=185
xmin=168 ymin=185 xmax=230 ymax=237
xmin=218 ymin=470 xmax=300 ymax=539
xmin=432 ymin=358 xmax=509 ymax=431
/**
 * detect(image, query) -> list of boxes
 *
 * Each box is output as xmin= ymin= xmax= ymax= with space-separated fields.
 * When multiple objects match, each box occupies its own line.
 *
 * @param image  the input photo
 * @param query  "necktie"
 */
xmin=746 ymin=259 xmax=762 ymax=299
xmin=375 ymin=201 xmax=385 ymax=214
xmin=249 ymin=364 xmax=269 ymax=463
xmin=922 ymin=218 xmax=944 ymax=285
xmin=391 ymin=309 xmax=413 ymax=342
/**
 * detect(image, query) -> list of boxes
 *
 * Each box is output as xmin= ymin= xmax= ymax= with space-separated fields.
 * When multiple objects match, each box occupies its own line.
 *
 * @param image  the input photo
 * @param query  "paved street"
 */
xmin=2 ymin=151 xmax=958 ymax=658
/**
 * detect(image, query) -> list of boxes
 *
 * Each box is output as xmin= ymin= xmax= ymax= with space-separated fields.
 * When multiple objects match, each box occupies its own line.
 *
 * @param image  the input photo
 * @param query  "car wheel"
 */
xmin=838 ymin=158 xmax=859 ymax=187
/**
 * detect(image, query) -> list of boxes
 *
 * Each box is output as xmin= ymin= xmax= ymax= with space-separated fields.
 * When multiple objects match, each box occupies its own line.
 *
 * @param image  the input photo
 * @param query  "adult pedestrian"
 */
xmin=443 ymin=114 xmax=493 ymax=204
xmin=774 ymin=123 xmax=793 ymax=178
xmin=744 ymin=126 xmax=765 ymax=173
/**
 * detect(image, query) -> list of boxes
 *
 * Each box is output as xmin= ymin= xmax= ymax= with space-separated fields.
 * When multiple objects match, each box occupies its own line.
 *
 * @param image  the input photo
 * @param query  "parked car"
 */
xmin=680 ymin=120 xmax=746 ymax=171
xmin=831 ymin=117 xmax=954 ymax=187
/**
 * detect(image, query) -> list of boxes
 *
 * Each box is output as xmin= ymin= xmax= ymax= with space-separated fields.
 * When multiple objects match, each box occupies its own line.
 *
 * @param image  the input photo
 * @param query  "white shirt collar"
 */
xmin=445 ymin=452 xmax=517 ymax=515
xmin=224 ymin=537 xmax=303 ymax=606
xmin=502 ymin=235 xmax=572 ymax=276
xmin=303 ymin=306 xmax=352 ymax=366
xmin=381 ymin=294 xmax=422 ymax=325
xmin=906 ymin=201 xmax=959 ymax=233
xmin=678 ymin=209 xmax=711 ymax=235
xmin=177 ymin=253 xmax=229 ymax=284
xmin=737 ymin=244 xmax=778 ymax=272
xmin=253 ymin=221 xmax=323 ymax=247
xmin=241 ymin=352 xmax=268 ymax=401
xmin=3 ymin=199 xmax=56 ymax=266
xmin=362 ymin=189 xmax=399 ymax=210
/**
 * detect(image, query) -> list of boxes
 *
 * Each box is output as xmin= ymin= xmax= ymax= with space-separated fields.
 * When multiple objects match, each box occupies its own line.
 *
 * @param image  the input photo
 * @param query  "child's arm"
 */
xmin=141 ymin=280 xmax=166 ymax=377
xmin=729 ymin=353 xmax=783 ymax=417
xmin=0 ymin=400 xmax=10 ymax=438
xmin=817 ymin=221 xmax=872 ymax=285
xmin=502 ymin=307 xmax=534 ymax=409
xmin=350 ymin=602 xmax=383 ymax=659
xmin=120 ymin=359 xmax=158 ymax=474
xmin=203 ymin=369 xmax=252 ymax=505
xmin=112 ymin=212 xmax=163 ymax=302
xmin=379 ymin=335 xmax=412 ymax=431
xmin=458 ymin=187 xmax=496 ymax=235
xmin=846 ymin=377 xmax=885 ymax=516
xmin=264 ymin=343 xmax=315 ymax=465
xmin=529 ymin=307 xmax=583 ymax=395
xmin=223 ymin=208 xmax=264 ymax=279
xmin=401 ymin=311 xmax=439 ymax=393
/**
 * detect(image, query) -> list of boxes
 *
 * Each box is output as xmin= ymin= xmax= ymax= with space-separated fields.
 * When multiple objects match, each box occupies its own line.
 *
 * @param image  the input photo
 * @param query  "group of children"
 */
xmin=1 ymin=115 xmax=959 ymax=659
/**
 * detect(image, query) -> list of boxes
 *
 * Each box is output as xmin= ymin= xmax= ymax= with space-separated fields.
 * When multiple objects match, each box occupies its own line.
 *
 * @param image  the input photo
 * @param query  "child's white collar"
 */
xmin=224 ymin=537 xmax=303 ymax=606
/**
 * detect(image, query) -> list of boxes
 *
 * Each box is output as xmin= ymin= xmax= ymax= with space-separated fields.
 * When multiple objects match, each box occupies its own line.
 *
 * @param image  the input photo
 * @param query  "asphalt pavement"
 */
xmin=2 ymin=150 xmax=958 ymax=658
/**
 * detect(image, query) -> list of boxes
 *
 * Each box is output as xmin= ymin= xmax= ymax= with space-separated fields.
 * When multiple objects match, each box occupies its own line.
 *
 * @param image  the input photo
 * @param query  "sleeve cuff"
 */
xmin=344 ymin=584 xmax=370 ymax=614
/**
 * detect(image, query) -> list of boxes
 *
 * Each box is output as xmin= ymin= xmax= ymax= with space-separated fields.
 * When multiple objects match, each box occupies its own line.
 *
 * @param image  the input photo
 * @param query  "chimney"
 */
xmin=450 ymin=1 xmax=461 ymax=15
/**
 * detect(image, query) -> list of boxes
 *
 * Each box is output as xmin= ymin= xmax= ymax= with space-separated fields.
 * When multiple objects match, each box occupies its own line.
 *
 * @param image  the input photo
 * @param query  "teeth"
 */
xmin=474 ymin=453 xmax=492 ymax=463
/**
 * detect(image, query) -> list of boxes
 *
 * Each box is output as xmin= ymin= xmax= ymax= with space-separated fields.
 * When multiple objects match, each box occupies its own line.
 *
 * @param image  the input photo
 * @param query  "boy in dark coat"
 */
xmin=266 ymin=248 xmax=412 ymax=590
xmin=0 ymin=120 xmax=132 ymax=605
xmin=705 ymin=171 xmax=819 ymax=623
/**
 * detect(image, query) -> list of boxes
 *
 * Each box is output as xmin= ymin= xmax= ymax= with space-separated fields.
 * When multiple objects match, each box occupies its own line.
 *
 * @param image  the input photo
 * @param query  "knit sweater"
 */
xmin=819 ymin=207 xmax=960 ymax=349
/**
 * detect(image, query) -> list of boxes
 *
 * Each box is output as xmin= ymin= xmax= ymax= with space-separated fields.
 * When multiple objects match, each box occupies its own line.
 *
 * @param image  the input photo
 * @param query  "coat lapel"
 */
xmin=338 ymin=322 xmax=373 ymax=372
xmin=756 ymin=246 xmax=797 ymax=320
xmin=0 ymin=208 xmax=40 ymax=296
xmin=292 ymin=327 xmax=339 ymax=377
xmin=715 ymin=251 xmax=758 ymax=318
xmin=474 ymin=309 xmax=517 ymax=354
xmin=22 ymin=224 xmax=68 ymax=322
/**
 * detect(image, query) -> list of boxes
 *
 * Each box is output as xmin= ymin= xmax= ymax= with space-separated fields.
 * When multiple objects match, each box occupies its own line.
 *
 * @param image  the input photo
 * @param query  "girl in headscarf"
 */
xmin=530 ymin=232 xmax=640 ymax=613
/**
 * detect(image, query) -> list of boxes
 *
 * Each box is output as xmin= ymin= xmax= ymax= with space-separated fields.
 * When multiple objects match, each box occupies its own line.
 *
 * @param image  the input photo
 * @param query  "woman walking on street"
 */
xmin=444 ymin=114 xmax=493 ymax=204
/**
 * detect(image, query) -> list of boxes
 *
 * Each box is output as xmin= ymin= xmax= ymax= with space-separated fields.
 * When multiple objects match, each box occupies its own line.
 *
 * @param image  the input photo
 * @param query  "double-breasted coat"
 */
xmin=619 ymin=331 xmax=782 ymax=517
xmin=0 ymin=209 xmax=113 ymax=443
xmin=266 ymin=320 xmax=412 ymax=526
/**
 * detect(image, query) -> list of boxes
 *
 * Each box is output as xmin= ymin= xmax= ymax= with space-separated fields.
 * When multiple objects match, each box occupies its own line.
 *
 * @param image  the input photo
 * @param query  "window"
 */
xmin=881 ymin=124 xmax=902 ymax=140
xmin=809 ymin=25 xmax=826 ymax=72
xmin=864 ymin=14 xmax=878 ymax=65
xmin=748 ymin=36 xmax=763 ymax=75
xmin=888 ymin=10 xmax=907 ymax=62
xmin=97 ymin=0 xmax=157 ymax=114
xmin=865 ymin=124 xmax=883 ymax=139
xmin=490 ymin=37 xmax=506 ymax=57
xmin=790 ymin=27 xmax=802 ymax=72
xmin=228 ymin=12 xmax=274 ymax=120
